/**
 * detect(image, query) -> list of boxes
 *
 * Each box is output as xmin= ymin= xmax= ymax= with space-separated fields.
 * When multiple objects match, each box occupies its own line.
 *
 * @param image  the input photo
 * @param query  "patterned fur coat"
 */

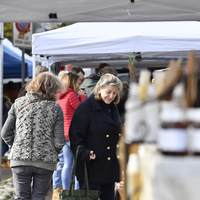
xmin=1 ymin=92 xmax=66 ymax=171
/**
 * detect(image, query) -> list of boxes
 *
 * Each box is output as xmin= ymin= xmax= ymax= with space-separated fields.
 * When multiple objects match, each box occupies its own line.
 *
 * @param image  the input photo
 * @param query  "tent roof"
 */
xmin=1 ymin=0 xmax=200 ymax=22
xmin=32 ymin=21 xmax=200 ymax=59
xmin=3 ymin=39 xmax=32 ymax=78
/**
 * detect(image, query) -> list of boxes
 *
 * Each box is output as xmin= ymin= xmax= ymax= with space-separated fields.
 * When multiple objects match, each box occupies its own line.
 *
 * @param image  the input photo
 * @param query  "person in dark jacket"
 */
xmin=80 ymin=63 xmax=110 ymax=97
xmin=80 ymin=64 xmax=116 ymax=97
xmin=69 ymin=73 xmax=123 ymax=200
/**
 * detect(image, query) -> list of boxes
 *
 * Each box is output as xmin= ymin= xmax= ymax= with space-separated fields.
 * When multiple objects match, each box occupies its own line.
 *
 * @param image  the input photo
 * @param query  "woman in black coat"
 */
xmin=69 ymin=73 xmax=123 ymax=200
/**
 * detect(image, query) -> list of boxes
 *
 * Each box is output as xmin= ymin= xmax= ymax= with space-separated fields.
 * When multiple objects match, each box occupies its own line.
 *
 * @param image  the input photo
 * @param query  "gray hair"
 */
xmin=93 ymin=73 xmax=122 ymax=104
xmin=35 ymin=65 xmax=49 ymax=77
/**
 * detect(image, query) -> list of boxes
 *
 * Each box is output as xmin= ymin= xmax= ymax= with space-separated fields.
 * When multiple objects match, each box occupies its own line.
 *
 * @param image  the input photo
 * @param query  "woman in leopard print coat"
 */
xmin=1 ymin=72 xmax=66 ymax=200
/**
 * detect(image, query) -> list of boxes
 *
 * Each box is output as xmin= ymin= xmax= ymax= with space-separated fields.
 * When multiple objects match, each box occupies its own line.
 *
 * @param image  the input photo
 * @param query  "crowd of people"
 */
xmin=1 ymin=63 xmax=129 ymax=200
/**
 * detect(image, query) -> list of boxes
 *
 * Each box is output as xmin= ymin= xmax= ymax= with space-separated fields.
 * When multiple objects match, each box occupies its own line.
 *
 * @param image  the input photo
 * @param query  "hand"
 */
xmin=78 ymin=89 xmax=86 ymax=96
xmin=89 ymin=151 xmax=96 ymax=160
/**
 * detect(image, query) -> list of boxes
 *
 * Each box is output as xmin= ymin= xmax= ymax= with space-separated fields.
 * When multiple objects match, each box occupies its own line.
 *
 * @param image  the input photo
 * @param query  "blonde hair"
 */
xmin=62 ymin=72 xmax=79 ymax=93
xmin=58 ymin=71 xmax=68 ymax=79
xmin=93 ymin=73 xmax=123 ymax=104
xmin=26 ymin=72 xmax=65 ymax=101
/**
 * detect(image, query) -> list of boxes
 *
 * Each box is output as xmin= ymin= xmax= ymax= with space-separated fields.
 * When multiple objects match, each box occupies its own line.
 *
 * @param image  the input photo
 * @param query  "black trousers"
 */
xmin=12 ymin=166 xmax=53 ymax=200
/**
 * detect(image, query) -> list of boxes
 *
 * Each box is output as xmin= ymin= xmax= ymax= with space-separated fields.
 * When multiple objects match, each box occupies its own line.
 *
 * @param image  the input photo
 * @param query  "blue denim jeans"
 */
xmin=52 ymin=141 xmax=79 ymax=190
xmin=62 ymin=141 xmax=79 ymax=190
xmin=79 ymin=182 xmax=115 ymax=200
xmin=52 ymin=149 xmax=64 ymax=190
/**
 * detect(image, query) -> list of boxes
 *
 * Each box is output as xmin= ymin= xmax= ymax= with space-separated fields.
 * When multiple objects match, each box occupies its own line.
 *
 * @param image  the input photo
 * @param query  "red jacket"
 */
xmin=57 ymin=87 xmax=86 ymax=140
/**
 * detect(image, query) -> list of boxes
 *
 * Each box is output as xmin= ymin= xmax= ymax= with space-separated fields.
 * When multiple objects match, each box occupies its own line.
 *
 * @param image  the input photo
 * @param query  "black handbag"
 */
xmin=59 ymin=145 xmax=99 ymax=200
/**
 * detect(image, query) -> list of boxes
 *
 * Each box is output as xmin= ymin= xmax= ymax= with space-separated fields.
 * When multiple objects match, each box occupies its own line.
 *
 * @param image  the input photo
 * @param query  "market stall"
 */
xmin=2 ymin=1 xmax=200 ymax=195
xmin=32 ymin=21 xmax=200 ymax=77
xmin=32 ymin=21 xmax=200 ymax=57
xmin=32 ymin=21 xmax=200 ymax=200
xmin=3 ymin=38 xmax=32 ymax=79
xmin=121 ymin=52 xmax=200 ymax=200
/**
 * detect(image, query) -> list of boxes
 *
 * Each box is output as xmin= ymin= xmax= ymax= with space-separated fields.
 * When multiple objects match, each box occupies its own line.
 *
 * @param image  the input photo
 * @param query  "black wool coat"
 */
xmin=69 ymin=93 xmax=122 ymax=184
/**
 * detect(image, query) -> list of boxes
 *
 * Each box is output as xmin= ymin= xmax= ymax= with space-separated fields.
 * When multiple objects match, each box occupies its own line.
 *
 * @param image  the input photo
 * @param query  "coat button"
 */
xmin=116 ymin=144 xmax=119 ymax=148
xmin=119 ymin=133 xmax=121 ymax=136
xmin=107 ymin=157 xmax=111 ymax=160
xmin=107 ymin=147 xmax=110 ymax=150
xmin=106 ymin=135 xmax=109 ymax=138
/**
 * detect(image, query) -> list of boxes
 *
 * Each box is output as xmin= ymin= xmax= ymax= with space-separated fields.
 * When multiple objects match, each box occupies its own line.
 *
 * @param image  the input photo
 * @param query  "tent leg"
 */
xmin=0 ymin=22 xmax=4 ymax=181
xmin=32 ymin=54 xmax=36 ymax=79
xmin=21 ymin=48 xmax=25 ymax=86
xmin=46 ymin=57 xmax=50 ymax=71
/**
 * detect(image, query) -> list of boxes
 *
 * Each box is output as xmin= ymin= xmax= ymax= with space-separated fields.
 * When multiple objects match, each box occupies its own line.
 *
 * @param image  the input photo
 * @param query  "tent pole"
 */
xmin=0 ymin=22 xmax=4 ymax=181
xmin=21 ymin=48 xmax=25 ymax=86
xmin=46 ymin=57 xmax=50 ymax=71
xmin=32 ymin=54 xmax=35 ymax=79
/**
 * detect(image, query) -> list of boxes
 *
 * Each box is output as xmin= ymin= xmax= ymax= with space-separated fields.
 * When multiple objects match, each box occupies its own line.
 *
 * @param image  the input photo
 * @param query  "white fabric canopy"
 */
xmin=1 ymin=0 xmax=200 ymax=22
xmin=33 ymin=21 xmax=200 ymax=59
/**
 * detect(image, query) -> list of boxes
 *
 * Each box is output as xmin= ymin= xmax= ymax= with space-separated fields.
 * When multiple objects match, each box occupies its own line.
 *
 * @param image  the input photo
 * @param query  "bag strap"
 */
xmin=70 ymin=145 xmax=81 ymax=192
xmin=71 ymin=145 xmax=90 ymax=197
xmin=20 ymin=100 xmax=45 ymax=111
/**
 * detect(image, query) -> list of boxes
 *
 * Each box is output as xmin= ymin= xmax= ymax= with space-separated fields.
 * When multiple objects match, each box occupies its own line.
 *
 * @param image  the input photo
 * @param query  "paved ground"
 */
xmin=0 ymin=166 xmax=53 ymax=200
xmin=46 ymin=186 xmax=53 ymax=200
xmin=1 ymin=167 xmax=12 ymax=180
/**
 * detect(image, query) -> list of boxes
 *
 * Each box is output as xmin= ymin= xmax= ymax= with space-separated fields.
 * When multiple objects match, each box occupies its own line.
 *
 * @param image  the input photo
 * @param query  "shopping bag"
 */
xmin=59 ymin=145 xmax=99 ymax=200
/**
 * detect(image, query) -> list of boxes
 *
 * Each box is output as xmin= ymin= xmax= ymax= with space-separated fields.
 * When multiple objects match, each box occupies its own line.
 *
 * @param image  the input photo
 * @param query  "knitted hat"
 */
xmin=66 ymin=64 xmax=73 ymax=71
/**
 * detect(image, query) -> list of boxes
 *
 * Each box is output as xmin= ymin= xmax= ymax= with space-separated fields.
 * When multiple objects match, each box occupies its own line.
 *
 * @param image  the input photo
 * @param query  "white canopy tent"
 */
xmin=0 ymin=0 xmax=200 ymax=22
xmin=32 ymin=21 xmax=200 ymax=76
xmin=33 ymin=21 xmax=200 ymax=57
